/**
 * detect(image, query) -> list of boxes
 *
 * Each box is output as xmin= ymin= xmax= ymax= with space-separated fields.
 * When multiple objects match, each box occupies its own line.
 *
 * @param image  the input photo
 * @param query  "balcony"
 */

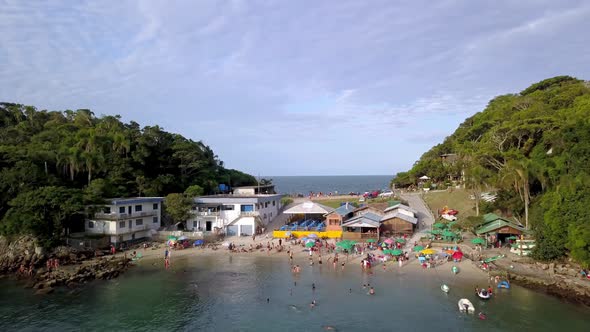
xmin=194 ymin=211 xmax=220 ymax=216
xmin=240 ymin=211 xmax=260 ymax=217
xmin=94 ymin=211 xmax=156 ymax=221
xmin=104 ymin=224 xmax=150 ymax=235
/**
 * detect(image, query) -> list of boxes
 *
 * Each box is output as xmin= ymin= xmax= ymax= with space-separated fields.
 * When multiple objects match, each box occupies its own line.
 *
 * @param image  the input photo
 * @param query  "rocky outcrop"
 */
xmin=1 ymin=235 xmax=132 ymax=294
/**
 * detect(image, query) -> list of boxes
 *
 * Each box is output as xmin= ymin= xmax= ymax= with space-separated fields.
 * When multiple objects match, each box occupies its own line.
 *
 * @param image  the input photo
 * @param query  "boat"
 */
xmin=458 ymin=299 xmax=475 ymax=313
xmin=477 ymin=290 xmax=491 ymax=300
xmin=452 ymin=266 xmax=459 ymax=274
xmin=498 ymin=281 xmax=510 ymax=289
xmin=441 ymin=284 xmax=450 ymax=293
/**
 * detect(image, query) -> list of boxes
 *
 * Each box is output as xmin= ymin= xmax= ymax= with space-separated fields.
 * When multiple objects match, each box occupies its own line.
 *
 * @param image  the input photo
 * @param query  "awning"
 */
xmin=283 ymin=201 xmax=335 ymax=215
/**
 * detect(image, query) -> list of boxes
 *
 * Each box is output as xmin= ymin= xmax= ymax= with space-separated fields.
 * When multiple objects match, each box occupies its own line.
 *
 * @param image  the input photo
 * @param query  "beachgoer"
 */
xmin=369 ymin=287 xmax=375 ymax=295
xmin=267 ymin=298 xmax=270 ymax=303
xmin=487 ymin=285 xmax=493 ymax=295
xmin=310 ymin=300 xmax=316 ymax=308
xmin=312 ymin=283 xmax=316 ymax=291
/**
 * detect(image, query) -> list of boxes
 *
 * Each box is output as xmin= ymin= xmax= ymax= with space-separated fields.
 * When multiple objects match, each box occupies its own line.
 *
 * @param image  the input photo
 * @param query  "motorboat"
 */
xmin=497 ymin=281 xmax=510 ymax=289
xmin=477 ymin=289 xmax=491 ymax=300
xmin=458 ymin=299 xmax=475 ymax=313
xmin=441 ymin=284 xmax=450 ymax=293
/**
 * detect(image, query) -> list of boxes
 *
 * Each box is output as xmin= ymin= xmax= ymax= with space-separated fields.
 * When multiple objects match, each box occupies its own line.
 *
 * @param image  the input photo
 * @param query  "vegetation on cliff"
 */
xmin=0 ymin=103 xmax=256 ymax=245
xmin=392 ymin=76 xmax=590 ymax=266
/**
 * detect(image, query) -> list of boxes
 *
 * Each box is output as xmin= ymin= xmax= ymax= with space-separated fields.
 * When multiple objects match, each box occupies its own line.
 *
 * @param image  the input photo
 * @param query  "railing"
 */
xmin=342 ymin=232 xmax=379 ymax=240
xmin=240 ymin=211 xmax=260 ymax=217
xmin=94 ymin=211 xmax=156 ymax=220
xmin=98 ymin=224 xmax=150 ymax=235
xmin=194 ymin=211 xmax=220 ymax=216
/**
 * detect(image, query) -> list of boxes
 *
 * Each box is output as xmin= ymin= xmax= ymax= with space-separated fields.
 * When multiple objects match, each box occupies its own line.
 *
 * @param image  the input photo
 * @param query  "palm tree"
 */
xmin=501 ymin=159 xmax=532 ymax=229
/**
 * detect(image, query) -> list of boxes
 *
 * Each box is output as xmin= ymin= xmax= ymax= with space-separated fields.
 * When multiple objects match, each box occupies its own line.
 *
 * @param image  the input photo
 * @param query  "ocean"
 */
xmin=1 ymin=255 xmax=588 ymax=331
xmin=270 ymin=175 xmax=392 ymax=195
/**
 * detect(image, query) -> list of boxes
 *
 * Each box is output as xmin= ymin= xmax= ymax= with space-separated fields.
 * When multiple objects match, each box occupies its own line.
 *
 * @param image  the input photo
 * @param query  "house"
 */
xmin=187 ymin=193 xmax=283 ymax=236
xmin=341 ymin=212 xmax=383 ymax=241
xmin=381 ymin=203 xmax=418 ymax=236
xmin=232 ymin=184 xmax=276 ymax=195
xmin=476 ymin=213 xmax=527 ymax=244
xmin=85 ymin=197 xmax=163 ymax=245
xmin=324 ymin=203 xmax=356 ymax=232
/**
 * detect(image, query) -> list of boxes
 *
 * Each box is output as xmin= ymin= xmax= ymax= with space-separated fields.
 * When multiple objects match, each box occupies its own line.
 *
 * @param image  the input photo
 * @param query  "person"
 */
xmin=349 ymin=288 xmax=352 ymax=293
xmin=310 ymin=300 xmax=316 ymax=308
xmin=111 ymin=245 xmax=116 ymax=255
xmin=279 ymin=239 xmax=282 ymax=247
xmin=312 ymin=283 xmax=316 ymax=291
xmin=164 ymin=257 xmax=170 ymax=269
xmin=487 ymin=285 xmax=493 ymax=295
xmin=369 ymin=287 xmax=375 ymax=295
xmin=318 ymin=256 xmax=322 ymax=265
xmin=333 ymin=255 xmax=338 ymax=269
xmin=164 ymin=248 xmax=169 ymax=260
xmin=475 ymin=286 xmax=479 ymax=295
xmin=267 ymin=298 xmax=270 ymax=303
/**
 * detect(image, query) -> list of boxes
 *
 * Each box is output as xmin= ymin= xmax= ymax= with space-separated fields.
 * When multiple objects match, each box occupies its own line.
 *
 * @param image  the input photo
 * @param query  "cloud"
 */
xmin=0 ymin=0 xmax=589 ymax=175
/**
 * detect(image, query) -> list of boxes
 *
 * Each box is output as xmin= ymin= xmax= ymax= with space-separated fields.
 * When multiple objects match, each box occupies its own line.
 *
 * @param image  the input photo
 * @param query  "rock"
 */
xmin=541 ymin=264 xmax=549 ymax=270
xmin=35 ymin=287 xmax=54 ymax=295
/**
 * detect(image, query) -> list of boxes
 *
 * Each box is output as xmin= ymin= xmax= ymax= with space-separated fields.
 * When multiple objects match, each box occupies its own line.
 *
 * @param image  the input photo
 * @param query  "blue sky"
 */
xmin=1 ymin=1 xmax=589 ymax=176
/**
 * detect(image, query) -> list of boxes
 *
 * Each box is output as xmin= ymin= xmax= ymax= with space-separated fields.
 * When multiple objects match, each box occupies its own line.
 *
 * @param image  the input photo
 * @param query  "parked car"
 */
xmin=379 ymin=190 xmax=393 ymax=198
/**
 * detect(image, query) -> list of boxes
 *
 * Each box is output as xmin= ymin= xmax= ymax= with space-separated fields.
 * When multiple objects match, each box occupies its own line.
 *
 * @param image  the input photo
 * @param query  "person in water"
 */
xmin=312 ymin=283 xmax=316 ymax=291
xmin=487 ymin=285 xmax=493 ymax=295
xmin=310 ymin=300 xmax=316 ymax=308
xmin=369 ymin=287 xmax=375 ymax=295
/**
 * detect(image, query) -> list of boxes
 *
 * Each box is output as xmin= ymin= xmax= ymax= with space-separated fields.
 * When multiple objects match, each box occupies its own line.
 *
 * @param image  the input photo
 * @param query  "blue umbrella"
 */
xmin=194 ymin=239 xmax=204 ymax=246
xmin=307 ymin=233 xmax=319 ymax=238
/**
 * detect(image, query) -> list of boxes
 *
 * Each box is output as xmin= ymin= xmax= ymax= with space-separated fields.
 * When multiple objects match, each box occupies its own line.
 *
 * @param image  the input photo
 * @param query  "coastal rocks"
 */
xmin=35 ymin=287 xmax=54 ymax=295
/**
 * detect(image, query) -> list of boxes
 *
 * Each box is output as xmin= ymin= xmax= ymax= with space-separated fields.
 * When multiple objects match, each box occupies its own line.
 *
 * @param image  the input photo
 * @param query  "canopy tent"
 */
xmin=419 ymin=175 xmax=430 ymax=180
xmin=471 ymin=238 xmax=486 ymax=245
xmin=305 ymin=241 xmax=316 ymax=248
xmin=283 ymin=201 xmax=335 ymax=215
xmin=412 ymin=245 xmax=424 ymax=252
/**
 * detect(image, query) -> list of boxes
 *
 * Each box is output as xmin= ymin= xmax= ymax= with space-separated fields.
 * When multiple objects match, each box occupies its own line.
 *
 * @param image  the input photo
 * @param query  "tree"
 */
xmin=164 ymin=193 xmax=192 ymax=226
xmin=184 ymin=185 xmax=204 ymax=197
xmin=464 ymin=162 xmax=491 ymax=216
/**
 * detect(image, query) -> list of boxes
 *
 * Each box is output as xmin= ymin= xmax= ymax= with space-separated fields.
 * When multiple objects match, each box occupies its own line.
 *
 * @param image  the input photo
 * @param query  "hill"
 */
xmin=392 ymin=76 xmax=590 ymax=266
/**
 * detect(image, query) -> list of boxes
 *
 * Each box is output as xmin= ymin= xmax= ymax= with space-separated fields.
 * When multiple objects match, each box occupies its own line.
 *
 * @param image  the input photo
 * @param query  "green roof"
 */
xmin=476 ymin=219 xmax=527 ymax=235
xmin=483 ymin=213 xmax=504 ymax=223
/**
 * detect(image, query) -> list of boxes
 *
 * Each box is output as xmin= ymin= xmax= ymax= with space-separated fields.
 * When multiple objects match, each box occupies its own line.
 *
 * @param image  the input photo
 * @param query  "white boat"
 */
xmin=458 ymin=299 xmax=475 ymax=313
xmin=441 ymin=284 xmax=450 ymax=293
xmin=477 ymin=290 xmax=491 ymax=300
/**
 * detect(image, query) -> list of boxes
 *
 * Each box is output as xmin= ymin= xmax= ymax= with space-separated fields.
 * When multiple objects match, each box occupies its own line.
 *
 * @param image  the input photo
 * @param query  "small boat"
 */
xmin=452 ymin=266 xmax=459 ymax=274
xmin=497 ymin=281 xmax=510 ymax=289
xmin=477 ymin=290 xmax=491 ymax=300
xmin=441 ymin=284 xmax=450 ymax=293
xmin=458 ymin=299 xmax=475 ymax=313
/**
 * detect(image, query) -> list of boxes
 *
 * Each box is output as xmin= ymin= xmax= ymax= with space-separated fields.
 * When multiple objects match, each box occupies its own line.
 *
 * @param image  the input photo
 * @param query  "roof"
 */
xmin=383 ymin=203 xmax=417 ymax=215
xmin=342 ymin=213 xmax=381 ymax=228
xmin=195 ymin=194 xmax=283 ymax=204
xmin=283 ymin=201 xmax=335 ymax=215
xmin=476 ymin=219 xmax=527 ymax=235
xmin=327 ymin=203 xmax=356 ymax=217
xmin=381 ymin=212 xmax=418 ymax=224
xmin=109 ymin=197 xmax=163 ymax=205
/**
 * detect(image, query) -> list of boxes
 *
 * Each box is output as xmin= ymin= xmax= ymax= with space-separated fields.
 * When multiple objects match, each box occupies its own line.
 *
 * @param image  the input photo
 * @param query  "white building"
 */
xmin=85 ymin=197 xmax=163 ymax=244
xmin=187 ymin=194 xmax=283 ymax=236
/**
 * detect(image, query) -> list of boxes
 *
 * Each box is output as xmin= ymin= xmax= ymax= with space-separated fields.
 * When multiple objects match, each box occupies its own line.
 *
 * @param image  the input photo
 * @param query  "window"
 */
xmin=119 ymin=206 xmax=125 ymax=214
xmin=136 ymin=219 xmax=143 ymax=226
xmin=265 ymin=202 xmax=269 ymax=208
xmin=119 ymin=221 xmax=126 ymax=228
xmin=273 ymin=200 xmax=276 ymax=206
xmin=135 ymin=205 xmax=142 ymax=212
xmin=153 ymin=203 xmax=159 ymax=210
xmin=103 ymin=207 xmax=111 ymax=214
xmin=88 ymin=221 xmax=94 ymax=229
xmin=222 ymin=205 xmax=234 ymax=211
xmin=153 ymin=217 xmax=158 ymax=224
xmin=240 ymin=205 xmax=254 ymax=212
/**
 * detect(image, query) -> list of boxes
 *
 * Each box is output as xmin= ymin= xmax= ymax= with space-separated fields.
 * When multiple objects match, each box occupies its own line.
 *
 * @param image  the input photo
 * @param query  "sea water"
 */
xmin=1 ymin=255 xmax=588 ymax=331
xmin=271 ymin=175 xmax=392 ymax=195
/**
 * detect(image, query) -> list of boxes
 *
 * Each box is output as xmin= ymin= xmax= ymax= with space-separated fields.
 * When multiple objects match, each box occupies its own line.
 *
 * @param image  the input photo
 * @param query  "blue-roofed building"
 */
xmin=85 ymin=197 xmax=163 ymax=245
xmin=324 ymin=202 xmax=356 ymax=232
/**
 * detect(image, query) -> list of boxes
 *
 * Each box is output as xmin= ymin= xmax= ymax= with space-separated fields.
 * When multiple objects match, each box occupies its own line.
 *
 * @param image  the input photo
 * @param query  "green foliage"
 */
xmin=164 ymin=193 xmax=193 ymax=225
xmin=0 ymin=186 xmax=84 ymax=247
xmin=458 ymin=216 xmax=484 ymax=234
xmin=0 ymin=103 xmax=257 ymax=245
xmin=392 ymin=76 xmax=590 ymax=266
xmin=184 ymin=185 xmax=204 ymax=197
xmin=281 ymin=197 xmax=294 ymax=207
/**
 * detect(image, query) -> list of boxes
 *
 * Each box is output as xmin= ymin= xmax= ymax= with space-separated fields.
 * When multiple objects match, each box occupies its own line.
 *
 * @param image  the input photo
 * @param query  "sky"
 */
xmin=1 ymin=0 xmax=590 ymax=176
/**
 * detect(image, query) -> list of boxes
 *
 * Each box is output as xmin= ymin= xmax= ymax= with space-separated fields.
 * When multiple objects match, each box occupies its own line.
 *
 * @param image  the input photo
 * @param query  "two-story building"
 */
xmin=85 ymin=197 xmax=163 ymax=245
xmin=186 ymin=193 xmax=283 ymax=236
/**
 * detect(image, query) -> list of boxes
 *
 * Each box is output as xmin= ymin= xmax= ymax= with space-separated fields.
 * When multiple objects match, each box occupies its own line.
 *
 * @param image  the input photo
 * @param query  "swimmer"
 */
xmin=294 ymin=281 xmax=297 ymax=286
xmin=323 ymin=325 xmax=337 ymax=331
xmin=310 ymin=300 xmax=316 ymax=308
xmin=363 ymin=284 xmax=366 ymax=289
xmin=369 ymin=287 xmax=375 ymax=295
xmin=478 ymin=312 xmax=487 ymax=320
xmin=312 ymin=283 xmax=316 ymax=291
xmin=349 ymin=288 xmax=352 ymax=293
xmin=267 ymin=298 xmax=270 ymax=303
xmin=289 ymin=288 xmax=293 ymax=296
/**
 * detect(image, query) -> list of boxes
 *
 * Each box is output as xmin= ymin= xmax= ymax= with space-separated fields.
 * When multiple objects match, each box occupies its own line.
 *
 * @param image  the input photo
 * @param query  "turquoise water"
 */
xmin=1 ymin=255 xmax=589 ymax=331
xmin=271 ymin=175 xmax=392 ymax=195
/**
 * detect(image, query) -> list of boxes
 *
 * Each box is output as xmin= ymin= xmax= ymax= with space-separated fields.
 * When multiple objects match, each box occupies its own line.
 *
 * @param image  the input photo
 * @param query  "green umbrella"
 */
xmin=431 ymin=229 xmax=443 ymax=235
xmin=382 ymin=249 xmax=391 ymax=255
xmin=366 ymin=239 xmax=377 ymax=243
xmin=390 ymin=249 xmax=403 ymax=256
xmin=167 ymin=236 xmax=177 ymax=241
xmin=442 ymin=230 xmax=456 ymax=238
xmin=305 ymin=241 xmax=315 ymax=248
xmin=412 ymin=245 xmax=424 ymax=252
xmin=433 ymin=223 xmax=446 ymax=229
xmin=447 ymin=221 xmax=457 ymax=227
xmin=471 ymin=238 xmax=486 ymax=244
xmin=395 ymin=238 xmax=406 ymax=243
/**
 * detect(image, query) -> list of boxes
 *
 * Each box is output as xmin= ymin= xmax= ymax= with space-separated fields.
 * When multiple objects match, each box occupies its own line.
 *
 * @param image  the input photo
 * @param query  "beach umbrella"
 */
xmin=285 ymin=232 xmax=292 ymax=236
xmin=442 ymin=231 xmax=456 ymax=238
xmin=395 ymin=238 xmax=406 ymax=243
xmin=390 ymin=249 xmax=403 ymax=256
xmin=381 ymin=242 xmax=388 ymax=248
xmin=167 ymin=235 xmax=177 ymax=241
xmin=301 ymin=237 xmax=308 ymax=241
xmin=194 ymin=239 xmax=204 ymax=246
xmin=471 ymin=238 xmax=486 ymax=245
xmin=421 ymin=249 xmax=437 ymax=255
xmin=383 ymin=238 xmax=395 ymax=245
xmin=507 ymin=235 xmax=518 ymax=240
xmin=366 ymin=239 xmax=377 ymax=243
xmin=178 ymin=235 xmax=187 ymax=241
xmin=433 ymin=223 xmax=446 ymax=229
xmin=305 ymin=241 xmax=316 ymax=248
xmin=445 ymin=249 xmax=455 ymax=254
xmin=412 ymin=245 xmax=424 ymax=252
xmin=308 ymin=233 xmax=319 ymax=238
xmin=452 ymin=251 xmax=464 ymax=260
xmin=430 ymin=229 xmax=443 ymax=235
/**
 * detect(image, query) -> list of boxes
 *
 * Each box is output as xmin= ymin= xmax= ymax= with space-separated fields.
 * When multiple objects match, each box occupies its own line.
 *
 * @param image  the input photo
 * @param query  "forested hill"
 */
xmin=0 ymin=103 xmax=256 ymax=244
xmin=392 ymin=76 xmax=590 ymax=266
